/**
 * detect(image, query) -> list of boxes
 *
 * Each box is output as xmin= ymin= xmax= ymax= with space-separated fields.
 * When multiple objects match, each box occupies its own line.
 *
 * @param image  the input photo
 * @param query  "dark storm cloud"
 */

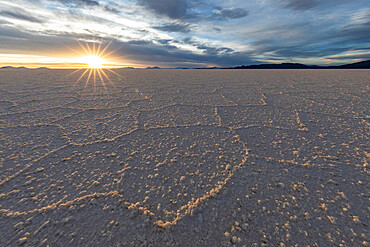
xmin=282 ymin=0 xmax=318 ymax=11
xmin=218 ymin=8 xmax=249 ymax=19
xmin=153 ymin=23 xmax=191 ymax=33
xmin=137 ymin=0 xmax=188 ymax=19
xmin=0 ymin=10 xmax=44 ymax=23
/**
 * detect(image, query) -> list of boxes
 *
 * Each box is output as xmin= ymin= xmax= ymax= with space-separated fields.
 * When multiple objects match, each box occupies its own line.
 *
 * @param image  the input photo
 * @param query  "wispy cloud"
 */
xmin=281 ymin=0 xmax=318 ymax=11
xmin=0 ymin=10 xmax=44 ymax=23
xmin=214 ymin=8 xmax=249 ymax=19
xmin=137 ymin=0 xmax=189 ymax=19
xmin=153 ymin=23 xmax=191 ymax=33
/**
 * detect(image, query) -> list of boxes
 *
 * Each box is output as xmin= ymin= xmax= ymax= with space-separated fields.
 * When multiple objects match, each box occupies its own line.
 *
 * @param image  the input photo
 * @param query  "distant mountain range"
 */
xmin=0 ymin=66 xmax=52 ymax=69
xmin=145 ymin=60 xmax=370 ymax=69
xmin=1 ymin=60 xmax=369 ymax=70
xmin=226 ymin=60 xmax=370 ymax=69
xmin=1 ymin=66 xmax=28 ymax=69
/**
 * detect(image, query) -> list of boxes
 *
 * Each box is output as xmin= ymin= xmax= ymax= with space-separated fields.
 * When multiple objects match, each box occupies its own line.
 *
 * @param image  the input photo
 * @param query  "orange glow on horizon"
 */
xmin=0 ymin=40 xmax=135 ymax=69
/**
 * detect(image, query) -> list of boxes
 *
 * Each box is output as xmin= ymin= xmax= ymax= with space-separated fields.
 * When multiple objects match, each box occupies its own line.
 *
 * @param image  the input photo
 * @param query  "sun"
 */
xmin=68 ymin=40 xmax=122 ymax=91
xmin=83 ymin=55 xmax=106 ymax=69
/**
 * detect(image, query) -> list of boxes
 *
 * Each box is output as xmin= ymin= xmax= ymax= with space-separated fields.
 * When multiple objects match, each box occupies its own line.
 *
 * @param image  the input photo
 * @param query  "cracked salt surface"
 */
xmin=0 ymin=69 xmax=369 ymax=246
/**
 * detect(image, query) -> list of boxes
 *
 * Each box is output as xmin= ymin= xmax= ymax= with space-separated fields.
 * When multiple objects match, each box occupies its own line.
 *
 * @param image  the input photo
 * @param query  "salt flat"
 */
xmin=0 ymin=69 xmax=369 ymax=246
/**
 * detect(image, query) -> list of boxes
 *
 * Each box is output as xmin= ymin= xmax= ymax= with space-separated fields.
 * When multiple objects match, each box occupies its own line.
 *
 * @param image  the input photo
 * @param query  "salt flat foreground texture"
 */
xmin=0 ymin=69 xmax=368 ymax=246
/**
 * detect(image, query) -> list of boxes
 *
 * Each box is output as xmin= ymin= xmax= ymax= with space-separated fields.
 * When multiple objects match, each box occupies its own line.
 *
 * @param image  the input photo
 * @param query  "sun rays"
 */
xmin=68 ymin=40 xmax=122 ymax=92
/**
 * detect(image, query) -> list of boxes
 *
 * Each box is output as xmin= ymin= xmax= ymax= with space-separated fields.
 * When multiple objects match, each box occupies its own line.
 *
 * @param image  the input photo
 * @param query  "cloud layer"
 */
xmin=0 ymin=0 xmax=369 ymax=67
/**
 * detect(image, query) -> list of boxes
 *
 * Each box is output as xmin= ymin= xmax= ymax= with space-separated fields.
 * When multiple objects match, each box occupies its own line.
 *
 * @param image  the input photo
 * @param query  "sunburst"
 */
xmin=69 ymin=40 xmax=121 ymax=92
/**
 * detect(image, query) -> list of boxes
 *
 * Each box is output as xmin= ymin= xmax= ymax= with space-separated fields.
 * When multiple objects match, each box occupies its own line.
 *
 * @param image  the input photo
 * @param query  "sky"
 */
xmin=0 ymin=0 xmax=369 ymax=68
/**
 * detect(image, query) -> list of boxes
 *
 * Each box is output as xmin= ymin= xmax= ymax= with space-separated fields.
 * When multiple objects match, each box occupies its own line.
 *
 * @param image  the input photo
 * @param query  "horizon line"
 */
xmin=1 ymin=59 xmax=369 ymax=70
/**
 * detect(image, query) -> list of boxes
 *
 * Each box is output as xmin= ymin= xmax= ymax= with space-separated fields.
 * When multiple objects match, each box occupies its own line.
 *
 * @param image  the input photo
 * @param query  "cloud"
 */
xmin=157 ymin=39 xmax=172 ymax=44
xmin=215 ymin=8 xmax=249 ymax=19
xmin=104 ymin=5 xmax=120 ymax=14
xmin=113 ymin=38 xmax=257 ymax=67
xmin=326 ymin=52 xmax=370 ymax=60
xmin=0 ymin=26 xmax=256 ymax=67
xmin=0 ymin=26 xmax=32 ymax=40
xmin=127 ymin=40 xmax=152 ymax=45
xmin=57 ymin=0 xmax=100 ymax=7
xmin=282 ymin=0 xmax=318 ymax=11
xmin=138 ymin=1 xmax=247 ymax=21
xmin=244 ymin=20 xmax=364 ymax=60
xmin=80 ymin=0 xmax=99 ymax=6
xmin=137 ymin=0 xmax=188 ymax=19
xmin=181 ymin=38 xmax=234 ymax=55
xmin=0 ymin=10 xmax=44 ymax=23
xmin=281 ymin=0 xmax=364 ymax=12
xmin=197 ymin=45 xmax=234 ymax=55
xmin=340 ymin=11 xmax=370 ymax=43
xmin=153 ymin=23 xmax=191 ymax=33
xmin=0 ymin=26 xmax=77 ymax=57
xmin=0 ymin=0 xmax=369 ymax=67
